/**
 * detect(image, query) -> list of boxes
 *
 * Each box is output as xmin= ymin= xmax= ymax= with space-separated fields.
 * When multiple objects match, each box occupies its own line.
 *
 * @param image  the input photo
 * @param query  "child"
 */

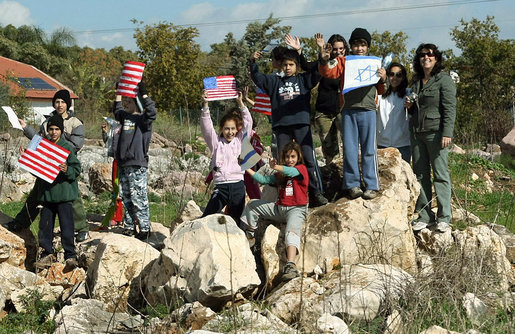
xmin=34 ymin=115 xmax=81 ymax=271
xmin=200 ymin=90 xmax=252 ymax=225
xmin=377 ymin=62 xmax=411 ymax=163
xmin=319 ymin=28 xmax=386 ymax=200
xmin=250 ymin=48 xmax=328 ymax=207
xmin=240 ymin=142 xmax=308 ymax=282
xmin=114 ymin=81 xmax=157 ymax=240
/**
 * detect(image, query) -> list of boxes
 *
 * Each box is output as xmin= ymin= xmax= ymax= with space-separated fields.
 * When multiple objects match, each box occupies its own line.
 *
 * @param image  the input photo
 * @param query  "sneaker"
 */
xmin=35 ymin=254 xmax=54 ymax=269
xmin=245 ymin=229 xmax=256 ymax=248
xmin=310 ymin=193 xmax=328 ymax=208
xmin=122 ymin=228 xmax=135 ymax=237
xmin=362 ymin=190 xmax=378 ymax=200
xmin=436 ymin=221 xmax=451 ymax=233
xmin=411 ymin=220 xmax=428 ymax=231
xmin=63 ymin=257 xmax=78 ymax=272
xmin=75 ymin=231 xmax=90 ymax=243
xmin=135 ymin=230 xmax=150 ymax=240
xmin=348 ymin=187 xmax=363 ymax=199
xmin=282 ymin=262 xmax=300 ymax=282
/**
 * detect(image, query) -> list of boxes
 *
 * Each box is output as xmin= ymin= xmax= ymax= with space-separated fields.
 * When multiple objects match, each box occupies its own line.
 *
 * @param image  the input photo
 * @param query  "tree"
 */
xmin=134 ymin=22 xmax=207 ymax=113
xmin=369 ymin=31 xmax=409 ymax=68
xmin=450 ymin=16 xmax=515 ymax=143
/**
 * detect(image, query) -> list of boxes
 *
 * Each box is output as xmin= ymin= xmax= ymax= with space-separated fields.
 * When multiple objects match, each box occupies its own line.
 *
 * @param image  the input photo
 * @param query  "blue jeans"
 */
xmin=39 ymin=202 xmax=76 ymax=260
xmin=341 ymin=109 xmax=379 ymax=190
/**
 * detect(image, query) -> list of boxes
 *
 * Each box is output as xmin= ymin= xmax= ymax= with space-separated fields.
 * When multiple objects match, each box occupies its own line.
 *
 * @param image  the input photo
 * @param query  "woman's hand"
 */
xmin=441 ymin=136 xmax=452 ymax=148
xmin=404 ymin=99 xmax=414 ymax=109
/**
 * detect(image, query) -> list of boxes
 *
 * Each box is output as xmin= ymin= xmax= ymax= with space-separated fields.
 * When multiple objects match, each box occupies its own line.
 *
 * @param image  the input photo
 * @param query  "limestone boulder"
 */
xmin=151 ymin=170 xmax=206 ymax=196
xmin=145 ymin=214 xmax=260 ymax=310
xmin=86 ymin=233 xmax=160 ymax=312
xmin=0 ymin=225 xmax=26 ymax=269
xmin=490 ymin=223 xmax=515 ymax=264
xmin=316 ymin=313 xmax=350 ymax=334
xmin=53 ymin=298 xmax=144 ymax=333
xmin=500 ymin=127 xmax=515 ymax=156
xmin=0 ymin=262 xmax=40 ymax=301
xmin=266 ymin=264 xmax=413 ymax=324
xmin=419 ymin=325 xmax=460 ymax=334
xmin=88 ymin=162 xmax=112 ymax=194
xmin=462 ymin=292 xmax=487 ymax=325
xmin=173 ymin=200 xmax=203 ymax=228
xmin=299 ymin=148 xmax=419 ymax=275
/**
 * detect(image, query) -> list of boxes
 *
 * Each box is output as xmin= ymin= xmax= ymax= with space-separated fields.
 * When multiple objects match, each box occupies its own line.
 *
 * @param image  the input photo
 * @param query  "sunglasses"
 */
xmin=418 ymin=51 xmax=436 ymax=58
xmin=388 ymin=72 xmax=403 ymax=78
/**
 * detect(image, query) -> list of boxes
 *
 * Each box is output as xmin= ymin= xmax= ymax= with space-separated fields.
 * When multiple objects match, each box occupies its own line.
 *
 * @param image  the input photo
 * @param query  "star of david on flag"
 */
xmin=342 ymin=55 xmax=382 ymax=94
xmin=203 ymin=75 xmax=239 ymax=101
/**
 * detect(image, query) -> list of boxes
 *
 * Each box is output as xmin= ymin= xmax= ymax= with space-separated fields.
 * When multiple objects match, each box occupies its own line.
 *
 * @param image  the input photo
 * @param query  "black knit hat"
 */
xmin=349 ymin=28 xmax=371 ymax=47
xmin=47 ymin=114 xmax=64 ymax=133
xmin=52 ymin=89 xmax=71 ymax=110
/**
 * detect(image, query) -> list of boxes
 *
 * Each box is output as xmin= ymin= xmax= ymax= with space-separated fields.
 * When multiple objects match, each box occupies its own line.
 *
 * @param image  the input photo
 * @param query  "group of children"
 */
xmin=7 ymin=26 xmax=416 ymax=282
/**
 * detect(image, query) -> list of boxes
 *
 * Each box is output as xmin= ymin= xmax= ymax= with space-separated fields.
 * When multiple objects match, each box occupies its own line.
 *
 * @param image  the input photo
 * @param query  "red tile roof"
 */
xmin=0 ymin=56 xmax=78 ymax=100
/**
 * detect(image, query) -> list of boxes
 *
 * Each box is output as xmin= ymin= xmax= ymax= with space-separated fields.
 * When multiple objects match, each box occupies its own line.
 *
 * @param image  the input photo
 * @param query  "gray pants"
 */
xmin=240 ymin=199 xmax=307 ymax=251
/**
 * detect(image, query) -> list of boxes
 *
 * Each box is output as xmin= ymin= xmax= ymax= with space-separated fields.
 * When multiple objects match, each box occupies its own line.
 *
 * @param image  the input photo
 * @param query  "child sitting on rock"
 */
xmin=240 ymin=141 xmax=309 ymax=282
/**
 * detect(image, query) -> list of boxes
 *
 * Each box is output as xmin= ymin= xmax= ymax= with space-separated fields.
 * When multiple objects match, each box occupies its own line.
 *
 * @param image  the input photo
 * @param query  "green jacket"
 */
xmin=409 ymin=71 xmax=457 ymax=138
xmin=37 ymin=138 xmax=81 ymax=203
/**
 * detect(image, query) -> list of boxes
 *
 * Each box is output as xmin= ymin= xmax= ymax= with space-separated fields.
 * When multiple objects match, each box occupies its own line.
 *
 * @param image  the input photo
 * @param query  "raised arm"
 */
xmin=199 ymin=91 xmax=218 ymax=153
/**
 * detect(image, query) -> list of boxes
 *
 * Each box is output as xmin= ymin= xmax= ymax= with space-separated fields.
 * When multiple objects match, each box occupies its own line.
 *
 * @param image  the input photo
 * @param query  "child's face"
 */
xmin=331 ymin=41 xmax=346 ymax=59
xmin=122 ymin=97 xmax=139 ymax=114
xmin=48 ymin=125 xmax=62 ymax=143
xmin=222 ymin=120 xmax=237 ymax=142
xmin=284 ymin=150 xmax=298 ymax=167
xmin=282 ymin=59 xmax=297 ymax=77
xmin=351 ymin=40 xmax=369 ymax=56
xmin=54 ymin=98 xmax=68 ymax=116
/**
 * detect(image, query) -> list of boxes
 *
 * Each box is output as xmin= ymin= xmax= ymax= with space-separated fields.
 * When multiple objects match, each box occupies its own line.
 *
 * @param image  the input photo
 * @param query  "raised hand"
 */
xmin=251 ymin=51 xmax=262 ymax=61
xmin=314 ymin=33 xmax=325 ymax=50
xmin=320 ymin=43 xmax=333 ymax=61
xmin=285 ymin=34 xmax=301 ymax=54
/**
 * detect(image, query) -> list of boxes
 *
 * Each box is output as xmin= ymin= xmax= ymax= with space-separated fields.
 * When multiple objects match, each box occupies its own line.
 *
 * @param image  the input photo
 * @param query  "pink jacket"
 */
xmin=200 ymin=106 xmax=252 ymax=184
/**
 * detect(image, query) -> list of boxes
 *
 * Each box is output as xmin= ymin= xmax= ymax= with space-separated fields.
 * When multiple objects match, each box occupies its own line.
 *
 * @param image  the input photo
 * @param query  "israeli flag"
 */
xmin=343 ymin=55 xmax=382 ymax=94
xmin=239 ymin=131 xmax=262 ymax=171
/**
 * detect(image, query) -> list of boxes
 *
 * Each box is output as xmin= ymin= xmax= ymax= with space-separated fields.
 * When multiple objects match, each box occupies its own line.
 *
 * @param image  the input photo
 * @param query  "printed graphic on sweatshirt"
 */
xmin=279 ymin=82 xmax=300 ymax=100
xmin=122 ymin=119 xmax=136 ymax=133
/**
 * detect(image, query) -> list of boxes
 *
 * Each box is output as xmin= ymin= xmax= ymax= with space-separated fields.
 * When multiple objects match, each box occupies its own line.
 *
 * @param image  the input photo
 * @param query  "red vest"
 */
xmin=277 ymin=164 xmax=309 ymax=206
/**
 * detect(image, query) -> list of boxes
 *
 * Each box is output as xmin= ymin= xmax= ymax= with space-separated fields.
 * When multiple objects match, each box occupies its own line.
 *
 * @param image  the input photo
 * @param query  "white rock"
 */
xmin=316 ymin=313 xmax=350 ymax=334
xmin=145 ymin=214 xmax=260 ymax=309
xmin=419 ymin=325 xmax=460 ymax=334
xmin=385 ymin=309 xmax=404 ymax=334
xmin=86 ymin=233 xmax=160 ymax=312
xmin=471 ymin=172 xmax=479 ymax=181
xmin=462 ymin=292 xmax=488 ymax=324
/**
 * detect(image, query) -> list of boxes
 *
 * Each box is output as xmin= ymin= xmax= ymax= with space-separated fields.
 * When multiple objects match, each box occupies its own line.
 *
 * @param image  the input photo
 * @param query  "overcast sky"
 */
xmin=0 ymin=0 xmax=513 ymax=55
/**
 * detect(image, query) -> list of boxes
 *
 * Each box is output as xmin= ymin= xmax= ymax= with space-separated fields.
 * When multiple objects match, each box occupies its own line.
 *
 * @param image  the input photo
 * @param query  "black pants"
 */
xmin=275 ymin=124 xmax=323 ymax=195
xmin=202 ymin=180 xmax=245 ymax=226
xmin=39 ymin=202 xmax=76 ymax=260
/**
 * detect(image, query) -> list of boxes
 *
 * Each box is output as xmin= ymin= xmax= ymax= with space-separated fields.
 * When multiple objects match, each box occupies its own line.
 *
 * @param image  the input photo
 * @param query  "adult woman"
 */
xmin=406 ymin=43 xmax=456 ymax=232
xmin=377 ymin=62 xmax=411 ymax=163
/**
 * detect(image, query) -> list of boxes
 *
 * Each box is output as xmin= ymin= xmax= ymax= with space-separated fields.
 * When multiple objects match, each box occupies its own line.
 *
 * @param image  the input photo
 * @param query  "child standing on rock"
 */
xmin=200 ymin=91 xmax=252 ymax=225
xmin=240 ymin=142 xmax=309 ymax=282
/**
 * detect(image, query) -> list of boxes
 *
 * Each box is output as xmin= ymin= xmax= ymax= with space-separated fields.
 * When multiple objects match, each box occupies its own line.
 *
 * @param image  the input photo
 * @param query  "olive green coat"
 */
xmin=409 ymin=71 xmax=457 ymax=138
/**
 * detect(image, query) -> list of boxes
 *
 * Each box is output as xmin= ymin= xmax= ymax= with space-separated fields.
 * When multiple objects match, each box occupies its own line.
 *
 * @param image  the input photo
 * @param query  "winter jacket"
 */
xmin=250 ymin=61 xmax=320 ymax=129
xmin=200 ymin=106 xmax=252 ymax=184
xmin=24 ymin=110 xmax=84 ymax=153
xmin=37 ymin=138 xmax=81 ymax=203
xmin=113 ymin=96 xmax=157 ymax=168
xmin=409 ymin=72 xmax=456 ymax=137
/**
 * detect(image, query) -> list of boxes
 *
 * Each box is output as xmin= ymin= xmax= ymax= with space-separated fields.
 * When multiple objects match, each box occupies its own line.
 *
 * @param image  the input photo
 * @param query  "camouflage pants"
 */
xmin=119 ymin=166 xmax=150 ymax=232
xmin=313 ymin=111 xmax=342 ymax=164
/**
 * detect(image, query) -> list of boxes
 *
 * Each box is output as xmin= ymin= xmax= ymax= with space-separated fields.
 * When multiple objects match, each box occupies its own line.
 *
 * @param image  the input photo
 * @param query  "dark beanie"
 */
xmin=349 ymin=28 xmax=371 ymax=46
xmin=52 ymin=89 xmax=71 ymax=110
xmin=47 ymin=114 xmax=64 ymax=133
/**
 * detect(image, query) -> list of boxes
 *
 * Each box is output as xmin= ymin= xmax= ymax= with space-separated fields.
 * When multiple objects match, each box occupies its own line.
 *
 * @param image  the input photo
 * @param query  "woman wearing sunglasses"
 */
xmin=405 ymin=43 xmax=457 ymax=233
xmin=377 ymin=62 xmax=411 ymax=163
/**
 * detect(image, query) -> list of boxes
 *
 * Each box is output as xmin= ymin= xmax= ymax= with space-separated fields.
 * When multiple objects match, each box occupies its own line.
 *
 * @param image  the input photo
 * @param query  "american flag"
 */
xmin=117 ymin=61 xmax=145 ymax=98
xmin=203 ymin=75 xmax=238 ymax=101
xmin=252 ymin=88 xmax=272 ymax=116
xmin=18 ymin=135 xmax=70 ymax=183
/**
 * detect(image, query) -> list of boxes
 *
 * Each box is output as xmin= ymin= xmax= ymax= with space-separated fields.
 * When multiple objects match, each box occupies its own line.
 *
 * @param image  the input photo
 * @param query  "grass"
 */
xmin=449 ymin=152 xmax=515 ymax=232
xmin=0 ymin=290 xmax=55 ymax=334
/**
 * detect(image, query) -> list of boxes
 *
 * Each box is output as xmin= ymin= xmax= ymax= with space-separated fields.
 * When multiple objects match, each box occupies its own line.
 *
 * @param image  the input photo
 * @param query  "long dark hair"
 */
xmin=276 ymin=142 xmax=304 ymax=187
xmin=412 ymin=43 xmax=444 ymax=79
xmin=383 ymin=62 xmax=408 ymax=98
xmin=327 ymin=34 xmax=349 ymax=57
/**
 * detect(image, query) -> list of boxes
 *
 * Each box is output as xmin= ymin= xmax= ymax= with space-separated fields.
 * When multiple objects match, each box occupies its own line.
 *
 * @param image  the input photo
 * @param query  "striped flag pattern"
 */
xmin=252 ymin=88 xmax=272 ymax=115
xmin=18 ymin=135 xmax=70 ymax=183
xmin=117 ymin=61 xmax=145 ymax=98
xmin=239 ymin=131 xmax=262 ymax=171
xmin=203 ymin=75 xmax=238 ymax=101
